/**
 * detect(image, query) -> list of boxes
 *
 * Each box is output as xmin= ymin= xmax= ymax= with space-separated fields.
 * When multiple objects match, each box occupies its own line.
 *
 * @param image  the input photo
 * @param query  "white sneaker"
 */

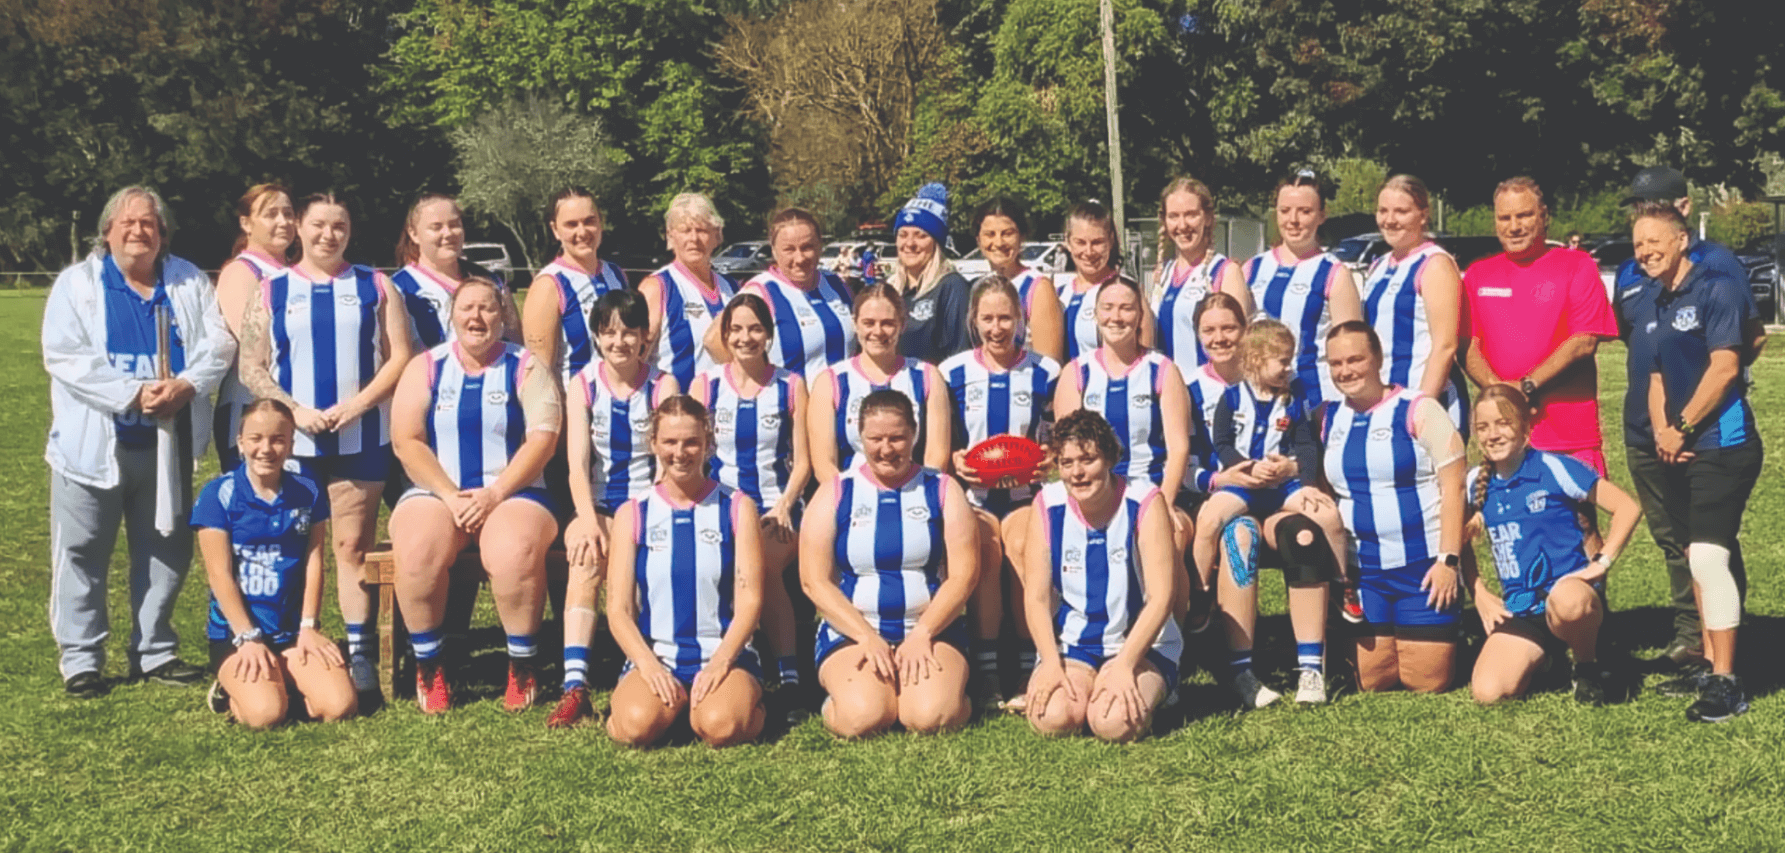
xmin=1294 ymin=669 xmax=1327 ymax=704
xmin=1232 ymin=670 xmax=1281 ymax=709
xmin=349 ymin=655 xmax=378 ymax=693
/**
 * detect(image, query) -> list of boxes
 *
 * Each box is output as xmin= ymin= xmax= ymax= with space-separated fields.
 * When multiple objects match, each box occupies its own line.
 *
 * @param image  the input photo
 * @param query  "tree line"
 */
xmin=4 ymin=0 xmax=1782 ymax=272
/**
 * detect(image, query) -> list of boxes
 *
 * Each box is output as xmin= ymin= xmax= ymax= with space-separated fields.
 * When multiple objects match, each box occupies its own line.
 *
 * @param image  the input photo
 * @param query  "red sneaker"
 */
xmin=416 ymin=660 xmax=452 ymax=715
xmin=546 ymin=685 xmax=593 ymax=729
xmin=1340 ymin=585 xmax=1366 ymax=624
xmin=505 ymin=659 xmax=539 ymax=712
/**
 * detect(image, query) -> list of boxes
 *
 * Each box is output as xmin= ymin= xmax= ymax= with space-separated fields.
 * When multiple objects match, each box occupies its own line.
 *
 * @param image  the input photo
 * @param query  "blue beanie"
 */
xmin=895 ymin=182 xmax=949 ymax=247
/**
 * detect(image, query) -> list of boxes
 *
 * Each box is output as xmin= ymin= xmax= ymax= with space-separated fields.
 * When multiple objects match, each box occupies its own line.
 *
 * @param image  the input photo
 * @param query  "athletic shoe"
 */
xmin=504 ymin=659 xmax=539 ymax=712
xmin=1656 ymin=665 xmax=1711 ymax=698
xmin=1659 ymin=637 xmax=1708 ymax=670
xmin=416 ymin=661 xmax=452 ymax=715
xmin=1339 ymin=585 xmax=1366 ymax=624
xmin=207 ymin=679 xmax=229 ymax=713
xmin=348 ymin=655 xmax=378 ymax=694
xmin=768 ymin=684 xmax=813 ymax=726
xmin=998 ymin=693 xmax=1029 ymax=715
xmin=1231 ymin=670 xmax=1281 ymax=710
xmin=1686 ymin=674 xmax=1749 ymax=723
xmin=545 ymin=685 xmax=593 ymax=729
xmin=1162 ymin=688 xmax=1181 ymax=710
xmin=1294 ymin=670 xmax=1327 ymax=704
xmin=139 ymin=658 xmax=206 ymax=686
xmin=63 ymin=671 xmax=108 ymax=699
xmin=1572 ymin=663 xmax=1611 ymax=707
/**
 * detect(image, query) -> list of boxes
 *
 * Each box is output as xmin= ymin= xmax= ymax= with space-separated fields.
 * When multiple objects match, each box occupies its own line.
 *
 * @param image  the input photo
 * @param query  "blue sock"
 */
xmin=411 ymin=629 xmax=443 ymax=662
xmin=506 ymin=634 xmax=538 ymax=660
xmin=563 ymin=646 xmax=589 ymax=690
xmin=776 ymin=656 xmax=800 ymax=686
xmin=1226 ymin=648 xmax=1254 ymax=679
xmin=345 ymin=622 xmax=370 ymax=659
xmin=1297 ymin=642 xmax=1325 ymax=673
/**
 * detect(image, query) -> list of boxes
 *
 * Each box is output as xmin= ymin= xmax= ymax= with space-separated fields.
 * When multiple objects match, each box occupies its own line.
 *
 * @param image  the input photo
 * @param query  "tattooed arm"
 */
xmin=237 ymin=288 xmax=332 ymax=434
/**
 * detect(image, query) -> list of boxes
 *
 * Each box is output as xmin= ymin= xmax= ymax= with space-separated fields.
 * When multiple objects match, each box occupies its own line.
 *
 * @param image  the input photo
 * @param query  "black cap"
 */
xmin=1624 ymin=166 xmax=1689 ymax=204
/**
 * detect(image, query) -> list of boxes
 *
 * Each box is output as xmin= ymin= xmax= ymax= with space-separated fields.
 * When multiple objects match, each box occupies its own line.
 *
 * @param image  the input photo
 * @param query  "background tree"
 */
xmin=450 ymin=96 xmax=620 ymax=270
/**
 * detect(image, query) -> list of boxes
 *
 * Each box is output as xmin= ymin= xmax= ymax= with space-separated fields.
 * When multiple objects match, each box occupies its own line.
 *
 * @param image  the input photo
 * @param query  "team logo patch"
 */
xmin=289 ymin=508 xmax=310 ymax=534
xmin=1084 ymin=392 xmax=1103 ymax=408
xmin=1371 ymin=427 xmax=1392 ymax=441
xmin=1526 ymin=490 xmax=1549 ymax=514
xmin=910 ymin=300 xmax=936 ymax=322
xmin=761 ymin=413 xmax=781 ymax=429
xmin=424 ymin=295 xmax=444 ymax=315
xmin=631 ymin=416 xmax=651 ymax=433
xmin=967 ymin=385 xmax=985 ymax=404
xmin=1275 ymin=416 xmax=1291 ymax=431
xmin=1014 ymin=391 xmax=1032 ymax=408
xmin=1108 ymin=547 xmax=1128 ymax=565
xmin=1672 ymin=306 xmax=1699 ymax=332
xmin=1645 ymin=321 xmax=1658 ymax=333
xmin=684 ymin=304 xmax=706 ymax=319
xmin=1131 ymin=394 xmax=1153 ymax=408
xmin=1289 ymin=281 xmax=1310 ymax=295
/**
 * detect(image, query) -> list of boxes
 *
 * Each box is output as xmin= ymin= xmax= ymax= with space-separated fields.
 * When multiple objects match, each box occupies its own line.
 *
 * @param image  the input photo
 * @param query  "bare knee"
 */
xmin=306 ymin=686 xmax=359 ymax=722
xmin=1402 ymin=667 xmax=1453 ymax=694
xmin=1029 ymin=706 xmax=1084 ymax=737
xmin=231 ymin=690 xmax=289 ymax=731
xmin=899 ymin=694 xmax=968 ymax=735
xmin=1470 ymin=674 xmax=1520 ymax=705
xmin=607 ymin=701 xmax=674 ymax=747
xmin=1087 ymin=710 xmax=1146 ymax=743
xmin=690 ymin=703 xmax=758 ymax=748
xmin=1547 ymin=583 xmax=1600 ymax=624
xmin=825 ymin=693 xmax=897 ymax=739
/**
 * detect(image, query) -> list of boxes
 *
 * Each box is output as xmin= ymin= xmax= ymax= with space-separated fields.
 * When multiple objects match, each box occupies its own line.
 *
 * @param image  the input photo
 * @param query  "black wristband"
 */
xmin=1520 ymin=376 xmax=1538 ymax=399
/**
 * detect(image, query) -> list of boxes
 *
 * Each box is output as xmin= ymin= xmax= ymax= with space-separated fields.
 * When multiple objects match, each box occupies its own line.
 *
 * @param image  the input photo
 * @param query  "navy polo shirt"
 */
xmin=1645 ymin=265 xmax=1754 ymax=450
xmin=100 ymin=256 xmax=185 ymax=448
xmin=1613 ymin=237 xmax=1756 ymax=447
xmin=191 ymin=466 xmax=331 ymax=644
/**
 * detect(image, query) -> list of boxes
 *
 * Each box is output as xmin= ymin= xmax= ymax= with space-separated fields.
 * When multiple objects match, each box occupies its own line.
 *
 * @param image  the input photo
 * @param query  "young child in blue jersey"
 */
xmin=1465 ymin=385 xmax=1642 ymax=706
xmin=1192 ymin=319 xmax=1348 ymax=707
xmin=193 ymin=400 xmax=356 ymax=729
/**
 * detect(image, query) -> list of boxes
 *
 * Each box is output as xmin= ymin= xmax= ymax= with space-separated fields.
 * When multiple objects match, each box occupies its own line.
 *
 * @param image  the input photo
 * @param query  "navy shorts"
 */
xmin=624 ymin=647 xmax=763 ymax=686
xmin=814 ymin=618 xmax=969 ymax=669
xmin=1218 ymin=485 xmax=1289 ymax=518
xmin=292 ymin=447 xmax=391 ymax=485
xmin=1061 ymin=645 xmax=1180 ymax=690
xmin=1358 ymin=557 xmax=1461 ymax=640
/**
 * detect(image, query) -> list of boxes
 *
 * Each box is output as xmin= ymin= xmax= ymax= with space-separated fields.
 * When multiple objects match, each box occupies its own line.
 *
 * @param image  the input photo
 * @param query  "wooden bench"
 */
xmin=361 ymin=543 xmax=570 ymax=700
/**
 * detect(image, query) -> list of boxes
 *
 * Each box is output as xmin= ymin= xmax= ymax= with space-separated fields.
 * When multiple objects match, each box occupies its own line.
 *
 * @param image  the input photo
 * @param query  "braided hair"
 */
xmin=1468 ymin=384 xmax=1535 ymax=518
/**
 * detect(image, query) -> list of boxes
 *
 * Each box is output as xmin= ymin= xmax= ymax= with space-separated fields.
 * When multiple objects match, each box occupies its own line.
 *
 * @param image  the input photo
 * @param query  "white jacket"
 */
xmin=42 ymin=253 xmax=234 ymax=489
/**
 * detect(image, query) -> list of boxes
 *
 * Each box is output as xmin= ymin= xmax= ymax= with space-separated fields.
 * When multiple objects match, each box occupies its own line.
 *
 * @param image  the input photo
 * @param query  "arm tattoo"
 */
xmin=238 ymin=294 xmax=301 ymax=407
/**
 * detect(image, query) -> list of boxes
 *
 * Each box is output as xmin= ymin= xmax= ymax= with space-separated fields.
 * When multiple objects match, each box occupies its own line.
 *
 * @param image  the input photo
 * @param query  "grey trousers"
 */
xmin=49 ymin=446 xmax=193 ymax=679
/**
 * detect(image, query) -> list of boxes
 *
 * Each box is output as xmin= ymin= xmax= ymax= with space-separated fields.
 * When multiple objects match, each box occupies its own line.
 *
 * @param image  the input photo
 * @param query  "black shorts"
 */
xmin=1685 ymin=441 xmax=1763 ymax=548
xmin=209 ymin=639 xmax=296 ymax=672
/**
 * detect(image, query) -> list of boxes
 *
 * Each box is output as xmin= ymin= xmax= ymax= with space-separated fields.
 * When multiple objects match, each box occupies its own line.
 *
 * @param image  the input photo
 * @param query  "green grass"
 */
xmin=3 ymin=291 xmax=1781 ymax=851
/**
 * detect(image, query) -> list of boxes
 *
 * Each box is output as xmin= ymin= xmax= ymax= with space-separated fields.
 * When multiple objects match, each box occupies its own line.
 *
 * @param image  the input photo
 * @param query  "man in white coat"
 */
xmin=43 ymin=186 xmax=234 ymax=698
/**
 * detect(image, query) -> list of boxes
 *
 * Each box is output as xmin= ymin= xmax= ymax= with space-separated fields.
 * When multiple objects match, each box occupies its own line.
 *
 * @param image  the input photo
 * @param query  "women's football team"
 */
xmin=193 ymin=174 xmax=1670 ymax=741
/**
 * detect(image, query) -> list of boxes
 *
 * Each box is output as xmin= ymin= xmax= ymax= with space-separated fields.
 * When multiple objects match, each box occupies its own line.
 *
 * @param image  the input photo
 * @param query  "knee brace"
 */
xmin=1275 ymin=514 xmax=1336 ymax=585
xmin=1222 ymin=516 xmax=1260 ymax=589
xmin=1689 ymin=543 xmax=1741 ymax=630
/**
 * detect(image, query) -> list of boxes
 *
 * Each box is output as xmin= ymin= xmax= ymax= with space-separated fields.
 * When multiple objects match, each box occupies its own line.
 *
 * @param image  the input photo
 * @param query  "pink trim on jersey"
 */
xmin=1094 ymin=346 xmax=1150 ymax=381
xmin=1322 ymin=258 xmax=1339 ymax=297
xmin=860 ymin=463 xmax=923 ymax=493
xmin=650 ymin=374 xmax=672 ymax=407
xmin=670 ymin=260 xmax=725 ymax=303
xmin=652 ymin=478 xmax=720 ymax=511
xmin=1066 ymin=476 xmax=1129 ymax=529
xmin=1037 ymin=491 xmax=1054 ymax=555
xmin=631 ymin=496 xmax=645 ymax=541
xmin=1071 ymin=268 xmax=1120 ymax=297
xmin=1132 ymin=485 xmax=1163 ymax=529
xmin=1344 ymin=384 xmax=1407 ymax=416
xmin=405 ymin=261 xmax=462 ymax=295
xmin=1197 ymin=363 xmax=1233 ymax=387
xmin=449 ymin=340 xmax=505 ymax=376
xmin=1405 ymin=391 xmax=1429 ymax=436
xmin=236 ymin=249 xmax=286 ymax=276
xmin=787 ymin=374 xmax=804 ymax=417
xmin=425 ymin=347 xmax=440 ymax=388
xmin=576 ymin=373 xmax=593 ymax=408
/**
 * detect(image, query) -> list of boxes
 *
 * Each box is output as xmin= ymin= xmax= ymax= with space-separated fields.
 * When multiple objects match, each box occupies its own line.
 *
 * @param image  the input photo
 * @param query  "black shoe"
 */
xmin=1656 ymin=664 xmax=1711 ymax=698
xmin=1660 ymin=637 xmax=1707 ymax=669
xmin=1571 ymin=663 xmax=1611 ymax=706
xmin=64 ymin=671 xmax=109 ymax=699
xmin=769 ymin=683 xmax=813 ymax=726
xmin=140 ymin=658 xmax=206 ymax=686
xmin=969 ymin=674 xmax=1005 ymax=715
xmin=1686 ymin=674 xmax=1749 ymax=723
xmin=207 ymin=679 xmax=230 ymax=713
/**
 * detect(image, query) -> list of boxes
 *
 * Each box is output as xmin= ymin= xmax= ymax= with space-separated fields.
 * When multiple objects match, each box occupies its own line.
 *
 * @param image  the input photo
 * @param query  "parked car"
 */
xmin=711 ymin=241 xmax=774 ymax=277
xmin=1332 ymin=233 xmax=1391 ymax=274
xmin=461 ymin=243 xmax=513 ymax=280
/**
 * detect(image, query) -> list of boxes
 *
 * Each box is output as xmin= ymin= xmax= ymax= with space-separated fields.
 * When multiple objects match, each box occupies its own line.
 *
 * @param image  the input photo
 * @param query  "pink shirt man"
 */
xmin=1463 ymin=246 xmax=1617 ymax=457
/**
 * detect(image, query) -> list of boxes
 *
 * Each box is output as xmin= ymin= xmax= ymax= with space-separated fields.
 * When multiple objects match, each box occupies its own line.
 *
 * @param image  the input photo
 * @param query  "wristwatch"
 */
xmin=1519 ymin=376 xmax=1538 ymax=399
xmin=299 ymin=617 xmax=318 ymax=630
xmin=1674 ymin=416 xmax=1698 ymax=438
xmin=1590 ymin=552 xmax=1613 ymax=570
xmin=232 ymin=627 xmax=266 ymax=648
xmin=1438 ymin=553 xmax=1460 ymax=570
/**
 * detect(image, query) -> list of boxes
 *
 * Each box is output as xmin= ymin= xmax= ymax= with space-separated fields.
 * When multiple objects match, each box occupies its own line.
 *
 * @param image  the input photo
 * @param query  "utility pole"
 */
xmin=1100 ymin=0 xmax=1125 ymax=243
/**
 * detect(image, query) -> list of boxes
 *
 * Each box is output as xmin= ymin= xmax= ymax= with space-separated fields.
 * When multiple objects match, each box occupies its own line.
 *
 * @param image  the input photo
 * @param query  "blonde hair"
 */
xmin=1379 ymin=174 xmax=1431 ymax=212
xmin=1468 ymin=385 xmax=1535 ymax=516
xmin=665 ymin=192 xmax=724 ymax=233
xmin=1153 ymin=177 xmax=1216 ymax=301
xmin=1238 ymin=318 xmax=1298 ymax=397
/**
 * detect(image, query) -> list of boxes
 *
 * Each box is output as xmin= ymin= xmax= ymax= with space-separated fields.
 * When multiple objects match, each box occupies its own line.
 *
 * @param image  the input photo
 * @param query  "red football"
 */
xmin=964 ymin=435 xmax=1046 ymax=489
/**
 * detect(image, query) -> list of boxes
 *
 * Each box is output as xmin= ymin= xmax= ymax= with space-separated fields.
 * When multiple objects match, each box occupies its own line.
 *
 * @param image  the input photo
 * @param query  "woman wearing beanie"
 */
xmin=888 ymin=183 xmax=973 ymax=365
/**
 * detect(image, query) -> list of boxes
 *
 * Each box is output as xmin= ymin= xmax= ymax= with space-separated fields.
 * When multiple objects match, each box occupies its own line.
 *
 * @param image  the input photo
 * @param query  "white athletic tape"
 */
xmin=1689 ymin=543 xmax=1741 ymax=631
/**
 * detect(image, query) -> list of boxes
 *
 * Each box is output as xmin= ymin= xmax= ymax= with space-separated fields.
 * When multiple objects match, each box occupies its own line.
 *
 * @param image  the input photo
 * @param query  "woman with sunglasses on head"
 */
xmin=1058 ymin=200 xmax=1150 ymax=364
xmin=1243 ymin=171 xmax=1363 ymax=407
xmin=969 ymin=197 xmax=1067 ymax=363
xmin=807 ymin=285 xmax=951 ymax=481
xmin=940 ymin=274 xmax=1061 ymax=710
xmin=237 ymin=192 xmax=414 ymax=699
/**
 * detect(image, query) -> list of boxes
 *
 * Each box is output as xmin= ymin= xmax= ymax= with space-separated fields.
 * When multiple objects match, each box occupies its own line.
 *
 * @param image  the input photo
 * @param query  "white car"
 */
xmin=461 ymin=243 xmax=513 ymax=279
xmin=954 ymin=241 xmax=1074 ymax=280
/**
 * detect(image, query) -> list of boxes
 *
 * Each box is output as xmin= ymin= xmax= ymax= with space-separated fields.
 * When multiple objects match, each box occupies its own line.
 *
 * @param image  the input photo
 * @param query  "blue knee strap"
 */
xmin=1222 ymin=516 xmax=1260 ymax=589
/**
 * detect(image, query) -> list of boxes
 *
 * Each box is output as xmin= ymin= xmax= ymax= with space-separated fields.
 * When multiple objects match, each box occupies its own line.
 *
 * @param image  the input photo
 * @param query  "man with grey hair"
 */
xmin=42 ymin=186 xmax=234 ymax=697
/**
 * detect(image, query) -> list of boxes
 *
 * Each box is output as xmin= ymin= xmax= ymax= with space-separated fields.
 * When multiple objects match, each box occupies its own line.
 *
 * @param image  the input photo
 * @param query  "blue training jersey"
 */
xmin=191 ymin=465 xmax=331 ymax=645
xmin=1469 ymin=450 xmax=1597 ymax=617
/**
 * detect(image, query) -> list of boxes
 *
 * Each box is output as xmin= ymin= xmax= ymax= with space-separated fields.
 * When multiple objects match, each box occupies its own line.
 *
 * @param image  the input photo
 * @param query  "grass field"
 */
xmin=3 ymin=288 xmax=1782 ymax=852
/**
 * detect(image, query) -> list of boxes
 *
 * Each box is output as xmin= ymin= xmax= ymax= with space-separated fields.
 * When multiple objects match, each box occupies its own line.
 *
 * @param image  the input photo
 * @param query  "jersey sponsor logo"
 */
xmin=648 ymin=524 xmax=671 ymax=551
xmin=716 ymin=408 xmax=735 ymax=425
xmin=1525 ymin=489 xmax=1549 ymax=514
xmin=435 ymin=387 xmax=460 ymax=411
xmin=1370 ymin=427 xmax=1392 ymax=441
xmin=285 ymin=292 xmax=309 ymax=312
xmin=852 ymin=504 xmax=874 ymax=519
xmin=904 ymin=506 xmax=930 ymax=521
xmin=967 ymin=385 xmax=985 ymax=404
xmin=1131 ymin=394 xmax=1153 ymax=408
xmin=339 ymin=293 xmax=361 ymax=307
xmin=700 ymin=528 xmax=722 ymax=545
xmin=1477 ymin=286 xmax=1513 ymax=298
xmin=1084 ymin=392 xmax=1103 ymax=408
xmin=485 ymin=391 xmax=508 ymax=405
xmin=795 ymin=307 xmax=819 ymax=327
xmin=910 ymin=299 xmax=935 ymax=322
xmin=1063 ymin=547 xmax=1083 ymax=571
xmin=1487 ymin=521 xmax=1522 ymax=579
xmin=1672 ymin=306 xmax=1699 ymax=332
